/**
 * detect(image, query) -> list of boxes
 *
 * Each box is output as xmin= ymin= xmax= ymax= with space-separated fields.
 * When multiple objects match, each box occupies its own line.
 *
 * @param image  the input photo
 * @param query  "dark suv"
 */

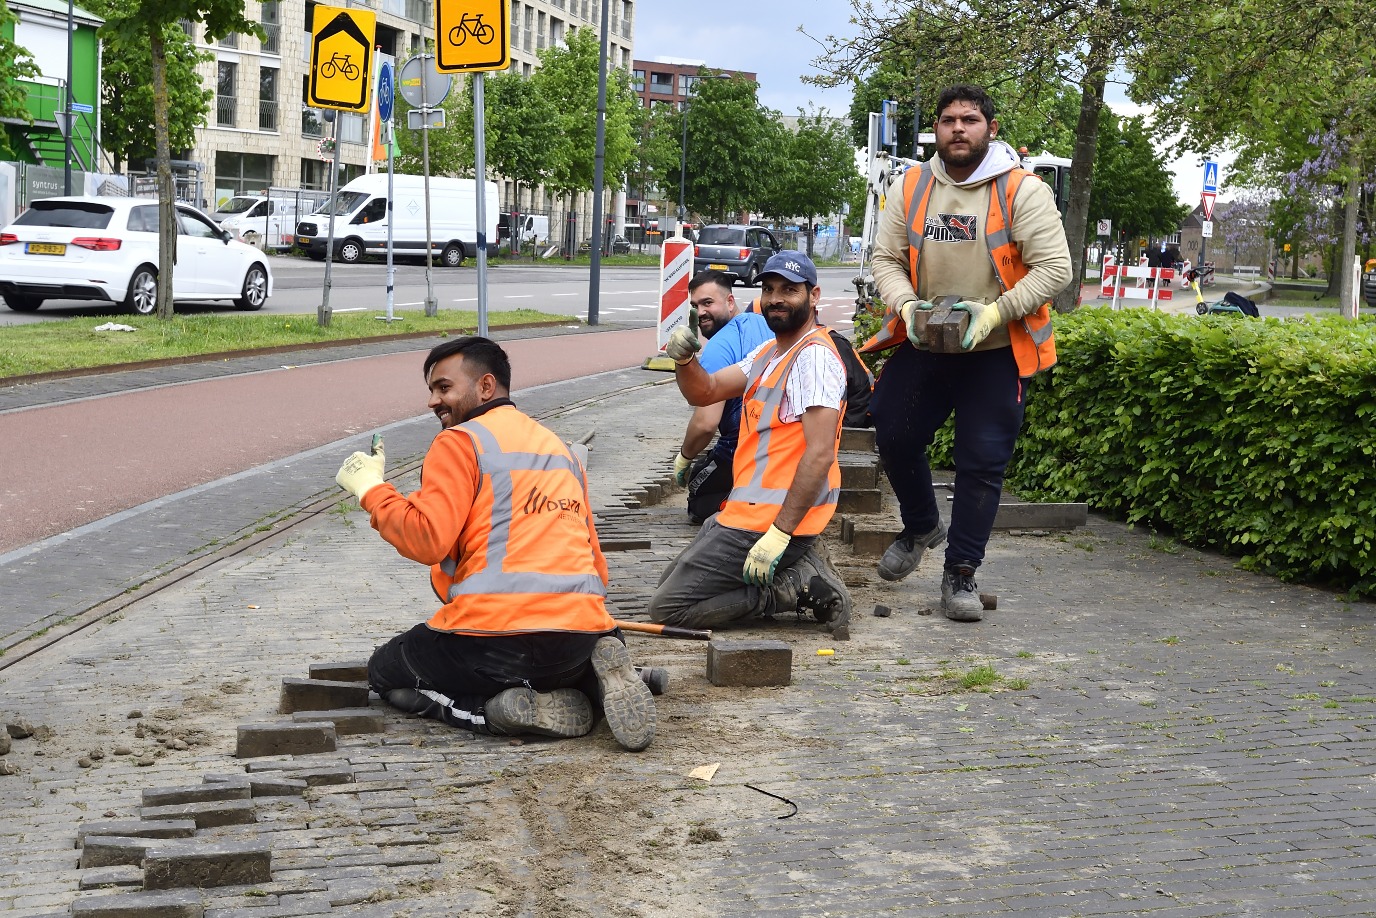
xmin=693 ymin=224 xmax=780 ymax=286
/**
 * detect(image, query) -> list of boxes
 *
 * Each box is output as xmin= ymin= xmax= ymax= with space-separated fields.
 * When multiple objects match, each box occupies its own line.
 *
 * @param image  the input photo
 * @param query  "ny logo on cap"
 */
xmin=786 ymin=261 xmax=802 ymax=272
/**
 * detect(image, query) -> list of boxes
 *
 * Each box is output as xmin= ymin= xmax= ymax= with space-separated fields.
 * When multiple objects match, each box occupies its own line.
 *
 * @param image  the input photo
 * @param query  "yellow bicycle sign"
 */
xmin=435 ymin=0 xmax=509 ymax=73
xmin=308 ymin=5 xmax=375 ymax=112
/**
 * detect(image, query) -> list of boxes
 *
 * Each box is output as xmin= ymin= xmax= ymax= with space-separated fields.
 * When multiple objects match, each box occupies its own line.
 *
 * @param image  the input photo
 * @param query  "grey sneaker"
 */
xmin=941 ymin=563 xmax=984 ymax=622
xmin=789 ymin=547 xmax=852 ymax=631
xmin=592 ymin=637 xmax=656 ymax=751
xmin=485 ymin=687 xmax=594 ymax=738
xmin=877 ymin=522 xmax=947 ymax=582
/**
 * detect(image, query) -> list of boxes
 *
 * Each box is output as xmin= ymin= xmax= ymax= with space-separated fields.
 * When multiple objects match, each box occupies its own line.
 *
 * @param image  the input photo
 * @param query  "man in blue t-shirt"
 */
xmin=672 ymin=270 xmax=773 ymax=523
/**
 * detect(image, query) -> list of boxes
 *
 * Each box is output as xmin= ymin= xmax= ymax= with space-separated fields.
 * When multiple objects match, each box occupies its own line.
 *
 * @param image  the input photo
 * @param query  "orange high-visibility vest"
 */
xmin=717 ymin=328 xmax=843 ymax=537
xmin=859 ymin=162 xmax=1056 ymax=377
xmin=427 ymin=406 xmax=616 ymax=637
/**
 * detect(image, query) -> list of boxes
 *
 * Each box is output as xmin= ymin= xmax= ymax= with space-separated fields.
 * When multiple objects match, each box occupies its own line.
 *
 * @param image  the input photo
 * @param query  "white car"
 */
xmin=0 ymin=196 xmax=273 ymax=315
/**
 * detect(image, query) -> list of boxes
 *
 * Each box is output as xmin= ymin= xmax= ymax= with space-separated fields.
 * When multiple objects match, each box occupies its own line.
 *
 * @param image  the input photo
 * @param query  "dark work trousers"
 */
xmin=870 ymin=341 xmax=1025 ymax=570
xmin=367 ymin=623 xmax=613 ymax=734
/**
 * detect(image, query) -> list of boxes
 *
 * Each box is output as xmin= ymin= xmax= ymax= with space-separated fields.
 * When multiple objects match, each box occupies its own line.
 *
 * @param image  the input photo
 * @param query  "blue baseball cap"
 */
xmin=759 ymin=251 xmax=818 ymax=286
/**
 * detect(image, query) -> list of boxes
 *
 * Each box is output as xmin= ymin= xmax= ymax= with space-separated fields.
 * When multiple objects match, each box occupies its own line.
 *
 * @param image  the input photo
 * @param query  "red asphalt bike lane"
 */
xmin=0 ymin=327 xmax=656 ymax=556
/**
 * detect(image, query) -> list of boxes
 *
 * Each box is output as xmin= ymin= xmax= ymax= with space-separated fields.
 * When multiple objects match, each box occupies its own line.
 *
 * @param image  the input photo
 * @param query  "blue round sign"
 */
xmin=378 ymin=61 xmax=394 ymax=122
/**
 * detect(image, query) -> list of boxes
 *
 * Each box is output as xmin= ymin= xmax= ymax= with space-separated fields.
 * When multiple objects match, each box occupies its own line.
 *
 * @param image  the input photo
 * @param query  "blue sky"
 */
xmin=632 ymin=2 xmax=1221 ymax=206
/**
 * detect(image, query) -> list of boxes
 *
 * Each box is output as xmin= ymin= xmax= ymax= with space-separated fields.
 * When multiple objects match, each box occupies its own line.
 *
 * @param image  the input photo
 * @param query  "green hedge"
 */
xmin=1005 ymin=308 xmax=1376 ymax=595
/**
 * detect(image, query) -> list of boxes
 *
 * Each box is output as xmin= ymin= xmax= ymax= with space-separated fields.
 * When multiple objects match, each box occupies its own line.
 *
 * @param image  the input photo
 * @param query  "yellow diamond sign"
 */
xmin=309 ymin=5 xmax=376 ymax=112
xmin=435 ymin=0 xmax=509 ymax=73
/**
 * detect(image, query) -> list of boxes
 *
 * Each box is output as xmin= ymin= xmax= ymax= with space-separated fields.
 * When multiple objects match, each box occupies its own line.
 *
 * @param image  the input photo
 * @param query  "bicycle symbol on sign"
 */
xmin=448 ymin=12 xmax=495 ymax=46
xmin=319 ymin=52 xmax=360 ymax=80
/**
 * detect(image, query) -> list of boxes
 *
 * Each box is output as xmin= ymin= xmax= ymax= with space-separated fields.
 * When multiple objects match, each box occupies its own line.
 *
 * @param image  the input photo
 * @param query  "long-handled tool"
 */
xmin=614 ymin=620 xmax=712 ymax=641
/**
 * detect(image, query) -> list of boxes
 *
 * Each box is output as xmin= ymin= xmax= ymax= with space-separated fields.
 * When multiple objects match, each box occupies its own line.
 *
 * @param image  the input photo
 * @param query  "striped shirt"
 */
xmin=736 ymin=335 xmax=846 ymax=424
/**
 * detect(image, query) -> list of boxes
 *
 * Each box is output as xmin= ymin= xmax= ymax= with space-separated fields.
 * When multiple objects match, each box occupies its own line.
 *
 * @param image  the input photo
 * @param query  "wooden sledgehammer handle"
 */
xmin=614 ymin=620 xmax=712 ymax=641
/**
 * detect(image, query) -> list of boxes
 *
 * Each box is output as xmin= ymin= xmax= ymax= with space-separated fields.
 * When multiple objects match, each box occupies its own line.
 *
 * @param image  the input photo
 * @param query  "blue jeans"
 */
xmin=869 ymin=342 xmax=1025 ymax=569
xmin=647 ymin=516 xmax=814 ymax=628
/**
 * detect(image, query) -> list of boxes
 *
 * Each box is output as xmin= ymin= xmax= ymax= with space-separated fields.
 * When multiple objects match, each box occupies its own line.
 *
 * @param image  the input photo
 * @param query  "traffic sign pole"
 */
xmin=376 ymin=60 xmax=398 ymax=324
xmin=474 ymin=71 xmax=488 ymax=338
xmin=320 ymin=117 xmax=343 ymax=328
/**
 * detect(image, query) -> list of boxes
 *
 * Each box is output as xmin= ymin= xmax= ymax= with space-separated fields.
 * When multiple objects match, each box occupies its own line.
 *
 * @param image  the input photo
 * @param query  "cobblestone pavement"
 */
xmin=3 ymin=376 xmax=1376 ymax=917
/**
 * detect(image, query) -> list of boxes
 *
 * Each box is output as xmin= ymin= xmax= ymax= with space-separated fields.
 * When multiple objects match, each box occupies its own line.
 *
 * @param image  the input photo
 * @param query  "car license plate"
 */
xmin=708 ymin=263 xmax=728 ymax=270
xmin=26 ymin=242 xmax=66 ymax=256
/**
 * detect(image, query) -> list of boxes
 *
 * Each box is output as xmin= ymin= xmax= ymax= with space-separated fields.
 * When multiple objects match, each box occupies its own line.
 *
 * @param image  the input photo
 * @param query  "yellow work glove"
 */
xmin=673 ymin=452 xmax=693 ymax=486
xmin=898 ymin=297 xmax=935 ymax=346
xmin=952 ymin=300 xmax=1002 ymax=350
xmin=336 ymin=436 xmax=386 ymax=502
xmin=742 ymin=524 xmax=792 ymax=587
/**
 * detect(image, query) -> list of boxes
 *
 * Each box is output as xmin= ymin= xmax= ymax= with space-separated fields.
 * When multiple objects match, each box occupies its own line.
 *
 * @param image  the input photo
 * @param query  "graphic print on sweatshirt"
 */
xmin=925 ymin=213 xmax=978 ymax=243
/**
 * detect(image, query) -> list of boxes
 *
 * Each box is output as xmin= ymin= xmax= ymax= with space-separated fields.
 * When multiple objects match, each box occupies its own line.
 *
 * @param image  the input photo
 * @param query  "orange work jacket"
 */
xmin=859 ymin=162 xmax=1056 ymax=377
xmin=717 ymin=328 xmax=843 ymax=537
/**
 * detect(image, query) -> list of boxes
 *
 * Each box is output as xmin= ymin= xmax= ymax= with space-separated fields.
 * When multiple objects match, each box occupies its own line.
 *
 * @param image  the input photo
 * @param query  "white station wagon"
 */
xmin=0 ymin=196 xmax=273 ymax=315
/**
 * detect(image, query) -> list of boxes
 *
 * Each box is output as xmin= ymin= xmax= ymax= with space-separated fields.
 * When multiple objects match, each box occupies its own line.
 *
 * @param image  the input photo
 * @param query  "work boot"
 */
xmin=787 ymin=548 xmax=853 ymax=631
xmin=941 ymin=562 xmax=984 ymax=622
xmin=591 ymin=637 xmax=656 ymax=751
xmin=769 ymin=567 xmax=803 ymax=615
xmin=484 ymin=687 xmax=594 ymax=739
xmin=877 ymin=521 xmax=947 ymax=582
xmin=636 ymin=666 xmax=670 ymax=696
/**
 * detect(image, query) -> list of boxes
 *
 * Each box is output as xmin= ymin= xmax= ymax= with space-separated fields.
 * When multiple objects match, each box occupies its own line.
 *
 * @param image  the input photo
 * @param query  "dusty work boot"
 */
xmin=769 ymin=567 xmax=803 ymax=615
xmin=789 ymin=547 xmax=852 ymax=631
xmin=485 ymin=687 xmax=594 ymax=739
xmin=636 ymin=666 xmax=670 ymax=696
xmin=940 ymin=562 xmax=984 ymax=622
xmin=592 ymin=637 xmax=656 ymax=751
xmin=877 ymin=521 xmax=947 ymax=582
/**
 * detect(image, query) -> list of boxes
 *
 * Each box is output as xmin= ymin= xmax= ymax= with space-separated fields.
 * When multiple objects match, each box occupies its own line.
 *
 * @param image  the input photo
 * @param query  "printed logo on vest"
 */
xmin=925 ymin=213 xmax=978 ymax=243
xmin=521 ymin=486 xmax=583 ymax=518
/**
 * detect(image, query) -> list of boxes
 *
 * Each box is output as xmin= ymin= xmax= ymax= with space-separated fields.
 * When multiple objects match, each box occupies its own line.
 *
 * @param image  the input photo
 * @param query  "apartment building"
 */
xmin=189 ymin=0 xmax=634 ymax=209
xmin=630 ymin=57 xmax=754 ymax=110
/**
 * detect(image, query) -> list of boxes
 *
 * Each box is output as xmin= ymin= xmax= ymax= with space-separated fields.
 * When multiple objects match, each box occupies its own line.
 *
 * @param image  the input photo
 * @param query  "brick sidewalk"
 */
xmin=3 ymin=381 xmax=1376 ymax=917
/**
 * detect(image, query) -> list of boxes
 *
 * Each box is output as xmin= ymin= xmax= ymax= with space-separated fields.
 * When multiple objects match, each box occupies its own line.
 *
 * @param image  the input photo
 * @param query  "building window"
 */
xmin=649 ymin=71 xmax=672 ymax=94
xmin=510 ymin=1 xmax=519 ymax=42
xmin=339 ymin=112 xmax=365 ymax=145
xmin=219 ymin=31 xmax=238 ymax=49
xmin=215 ymin=151 xmax=273 ymax=200
xmin=259 ymin=67 xmax=278 ymax=132
xmin=261 ymin=0 xmax=280 ymax=54
xmin=301 ymin=158 xmax=328 ymax=190
xmin=537 ymin=11 xmax=546 ymax=49
xmin=678 ymin=73 xmax=698 ymax=95
xmin=301 ymin=76 xmax=324 ymax=137
xmin=216 ymin=61 xmax=237 ymax=127
xmin=549 ymin=16 xmax=562 ymax=44
xmin=631 ymin=69 xmax=644 ymax=92
xmin=523 ymin=6 xmax=533 ymax=50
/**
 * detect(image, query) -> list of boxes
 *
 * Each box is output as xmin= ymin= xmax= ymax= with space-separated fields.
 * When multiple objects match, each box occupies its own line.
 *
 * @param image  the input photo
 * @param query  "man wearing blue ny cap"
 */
xmin=650 ymin=251 xmax=853 ymax=634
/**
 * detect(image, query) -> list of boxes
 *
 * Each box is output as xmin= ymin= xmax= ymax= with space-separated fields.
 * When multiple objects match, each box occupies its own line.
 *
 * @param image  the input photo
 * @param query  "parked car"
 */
xmin=578 ymin=234 xmax=632 ymax=255
xmin=693 ymin=224 xmax=780 ymax=286
xmin=0 ymin=196 xmax=273 ymax=315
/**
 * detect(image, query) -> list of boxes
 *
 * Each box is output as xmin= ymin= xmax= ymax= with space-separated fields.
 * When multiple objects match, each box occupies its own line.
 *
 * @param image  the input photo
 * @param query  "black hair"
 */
xmin=423 ymin=336 xmax=512 ymax=391
xmin=935 ymin=84 xmax=996 ymax=124
xmin=689 ymin=269 xmax=734 ymax=294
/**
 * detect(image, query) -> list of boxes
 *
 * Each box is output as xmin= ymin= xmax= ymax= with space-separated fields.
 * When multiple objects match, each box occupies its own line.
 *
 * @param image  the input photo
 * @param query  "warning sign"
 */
xmin=308 ymin=6 xmax=376 ymax=112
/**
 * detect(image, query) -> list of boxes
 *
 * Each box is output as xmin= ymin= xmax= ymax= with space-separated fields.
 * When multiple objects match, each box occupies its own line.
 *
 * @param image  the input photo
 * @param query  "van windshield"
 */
xmin=214 ymin=197 xmax=260 ymax=217
xmin=698 ymin=226 xmax=746 ymax=245
xmin=315 ymin=191 xmax=370 ymax=216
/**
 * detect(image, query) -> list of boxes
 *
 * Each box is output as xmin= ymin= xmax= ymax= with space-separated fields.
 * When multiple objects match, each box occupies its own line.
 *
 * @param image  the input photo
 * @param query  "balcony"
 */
xmin=301 ymin=105 xmax=324 ymax=138
xmin=219 ymin=32 xmax=238 ymax=49
xmin=260 ymin=22 xmax=280 ymax=54
xmin=216 ymin=95 xmax=236 ymax=127
xmin=259 ymin=100 xmax=278 ymax=132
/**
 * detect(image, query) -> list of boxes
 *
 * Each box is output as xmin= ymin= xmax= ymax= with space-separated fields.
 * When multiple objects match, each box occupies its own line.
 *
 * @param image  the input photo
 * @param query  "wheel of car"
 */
xmin=241 ymin=230 xmax=260 ymax=245
xmin=338 ymin=238 xmax=365 ymax=264
xmin=3 ymin=294 xmax=43 ymax=312
xmin=441 ymin=242 xmax=465 ymax=267
xmin=236 ymin=263 xmax=269 ymax=311
xmin=124 ymin=266 xmax=158 ymax=315
xmin=743 ymin=263 xmax=758 ymax=287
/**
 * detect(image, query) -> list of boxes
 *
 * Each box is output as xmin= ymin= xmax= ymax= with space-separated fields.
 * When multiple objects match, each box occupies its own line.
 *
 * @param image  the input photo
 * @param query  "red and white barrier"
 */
xmin=657 ymin=236 xmax=693 ymax=352
xmin=1101 ymin=264 xmax=1175 ymax=308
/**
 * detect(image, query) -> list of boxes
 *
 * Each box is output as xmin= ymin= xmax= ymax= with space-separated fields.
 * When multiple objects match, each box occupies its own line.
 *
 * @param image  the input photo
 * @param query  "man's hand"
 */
xmin=666 ymin=325 xmax=701 ymax=365
xmin=336 ymin=436 xmax=386 ymax=502
xmin=899 ymin=297 xmax=936 ymax=346
xmin=742 ymin=525 xmax=791 ymax=587
xmin=673 ymin=452 xmax=693 ymax=486
xmin=952 ymin=300 xmax=1002 ymax=350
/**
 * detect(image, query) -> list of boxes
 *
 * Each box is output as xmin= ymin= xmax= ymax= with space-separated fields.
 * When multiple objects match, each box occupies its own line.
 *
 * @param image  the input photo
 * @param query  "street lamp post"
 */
xmin=678 ymin=107 xmax=688 ymax=226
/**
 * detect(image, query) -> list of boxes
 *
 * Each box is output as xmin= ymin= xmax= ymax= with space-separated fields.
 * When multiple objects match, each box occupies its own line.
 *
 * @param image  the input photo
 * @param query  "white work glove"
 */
xmin=742 ymin=525 xmax=791 ymax=587
xmin=336 ymin=436 xmax=386 ymax=502
xmin=673 ymin=452 xmax=693 ymax=486
xmin=898 ymin=297 xmax=935 ymax=346
xmin=952 ymin=300 xmax=1002 ymax=350
xmin=666 ymin=325 xmax=701 ymax=365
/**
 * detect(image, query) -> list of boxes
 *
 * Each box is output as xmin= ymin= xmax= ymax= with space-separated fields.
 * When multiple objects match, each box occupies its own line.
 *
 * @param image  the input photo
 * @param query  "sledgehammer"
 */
xmin=615 ymin=620 xmax=712 ymax=641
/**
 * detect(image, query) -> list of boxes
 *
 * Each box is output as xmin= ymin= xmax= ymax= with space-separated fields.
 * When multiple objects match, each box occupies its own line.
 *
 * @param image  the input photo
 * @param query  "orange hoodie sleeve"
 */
xmin=360 ymin=429 xmax=479 ymax=566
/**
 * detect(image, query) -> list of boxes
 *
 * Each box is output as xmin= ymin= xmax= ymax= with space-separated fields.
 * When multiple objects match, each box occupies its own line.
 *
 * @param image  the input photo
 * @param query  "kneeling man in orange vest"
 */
xmin=334 ymin=336 xmax=655 ymax=751
xmin=650 ymin=251 xmax=852 ymax=632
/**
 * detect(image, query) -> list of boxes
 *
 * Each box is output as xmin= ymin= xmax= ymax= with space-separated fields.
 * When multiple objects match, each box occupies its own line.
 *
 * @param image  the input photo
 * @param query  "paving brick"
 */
xmin=838 ymin=458 xmax=879 ymax=490
xmin=70 ymin=889 xmax=204 ymax=918
xmin=143 ymin=839 xmax=272 ymax=890
xmin=849 ymin=526 xmax=902 ymax=557
xmin=305 ymin=662 xmax=369 ymax=682
xmin=248 ymin=776 xmax=309 ymax=798
xmin=142 ymin=782 xmax=251 ymax=807
xmin=79 ymin=838 xmax=156 ymax=870
xmin=235 ymin=723 xmax=338 ymax=759
xmin=277 ymin=679 xmax=370 ymax=715
xmin=289 ymin=708 xmax=385 ymax=736
xmin=836 ymin=489 xmax=882 ymax=514
xmin=78 ymin=865 xmax=143 ymax=890
xmin=706 ymin=639 xmax=791 ymax=687
xmin=838 ymin=427 xmax=875 ymax=452
xmin=139 ymin=799 xmax=257 ymax=829
xmin=76 ymin=820 xmax=197 ymax=846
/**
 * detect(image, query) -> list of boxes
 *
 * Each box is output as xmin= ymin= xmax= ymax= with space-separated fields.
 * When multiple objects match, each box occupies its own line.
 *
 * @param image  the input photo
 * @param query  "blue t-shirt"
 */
xmin=699 ymin=311 xmax=773 ymax=462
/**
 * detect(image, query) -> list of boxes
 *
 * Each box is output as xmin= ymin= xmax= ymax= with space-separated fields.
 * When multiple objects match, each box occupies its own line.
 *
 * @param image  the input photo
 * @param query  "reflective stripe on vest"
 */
xmin=444 ymin=420 xmax=605 ymax=601
xmin=716 ymin=328 xmax=842 ymax=537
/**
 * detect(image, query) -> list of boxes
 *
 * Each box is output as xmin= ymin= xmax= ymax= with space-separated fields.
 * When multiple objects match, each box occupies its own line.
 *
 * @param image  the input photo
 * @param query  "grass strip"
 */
xmin=0 ymin=308 xmax=577 ymax=378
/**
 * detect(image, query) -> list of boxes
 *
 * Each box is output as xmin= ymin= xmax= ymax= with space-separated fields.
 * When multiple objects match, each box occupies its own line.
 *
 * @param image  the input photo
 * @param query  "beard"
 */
xmin=938 ymin=133 xmax=991 ymax=170
xmin=764 ymin=302 xmax=811 ymax=335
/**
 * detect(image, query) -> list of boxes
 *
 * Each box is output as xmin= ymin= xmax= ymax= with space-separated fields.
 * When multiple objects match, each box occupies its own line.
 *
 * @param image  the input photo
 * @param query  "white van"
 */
xmin=212 ymin=196 xmax=303 ymax=250
xmin=294 ymin=174 xmax=500 ymax=267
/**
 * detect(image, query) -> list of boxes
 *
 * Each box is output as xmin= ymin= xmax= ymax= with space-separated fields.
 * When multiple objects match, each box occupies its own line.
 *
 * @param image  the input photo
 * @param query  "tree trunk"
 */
xmin=1335 ymin=146 xmax=1360 ymax=313
xmin=1054 ymin=42 xmax=1109 ymax=313
xmin=806 ymin=220 xmax=815 ymax=258
xmin=150 ymin=31 xmax=175 ymax=321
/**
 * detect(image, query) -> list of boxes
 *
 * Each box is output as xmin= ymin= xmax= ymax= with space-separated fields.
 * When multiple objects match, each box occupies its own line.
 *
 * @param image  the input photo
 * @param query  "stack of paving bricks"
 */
xmin=832 ymin=427 xmax=1089 ymax=557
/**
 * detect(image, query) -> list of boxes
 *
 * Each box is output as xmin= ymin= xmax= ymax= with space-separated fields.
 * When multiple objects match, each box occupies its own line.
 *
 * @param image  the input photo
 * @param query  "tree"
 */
xmin=0 ymin=0 xmax=39 ymax=160
xmin=1087 ymin=113 xmax=1188 ymax=249
xmin=100 ymin=0 xmax=261 ymax=319
xmin=394 ymin=73 xmax=469 ymax=178
xmin=773 ymin=111 xmax=859 ymax=257
xmin=87 ymin=6 xmax=210 ymax=172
